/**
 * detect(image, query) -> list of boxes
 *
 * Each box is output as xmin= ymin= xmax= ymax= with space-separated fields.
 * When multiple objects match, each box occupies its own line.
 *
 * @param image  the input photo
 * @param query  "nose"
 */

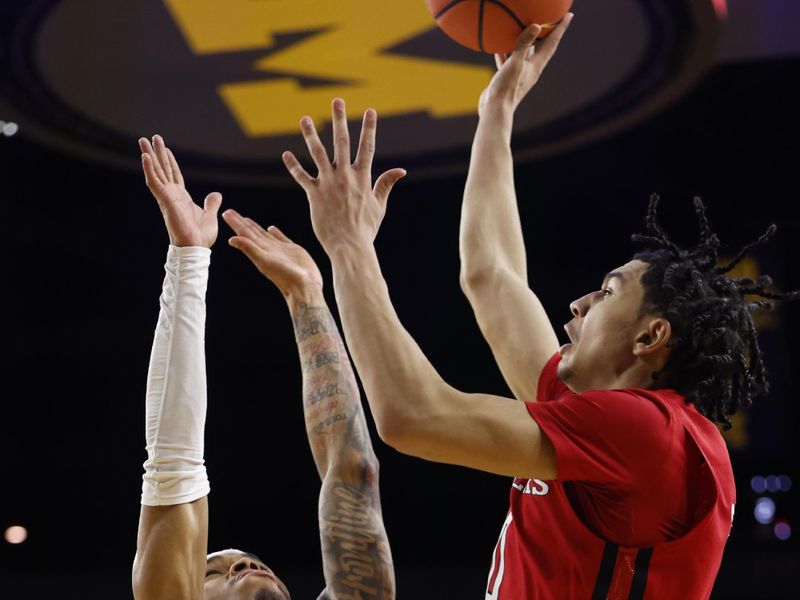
xmin=569 ymin=291 xmax=595 ymax=318
xmin=228 ymin=557 xmax=262 ymax=576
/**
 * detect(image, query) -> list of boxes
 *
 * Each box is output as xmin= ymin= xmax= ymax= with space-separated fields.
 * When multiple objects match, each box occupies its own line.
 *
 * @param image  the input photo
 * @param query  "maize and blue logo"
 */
xmin=1 ymin=0 xmax=723 ymax=183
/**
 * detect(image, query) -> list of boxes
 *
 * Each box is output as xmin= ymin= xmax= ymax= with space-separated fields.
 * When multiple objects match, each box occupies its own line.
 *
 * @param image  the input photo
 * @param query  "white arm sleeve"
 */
xmin=141 ymin=245 xmax=211 ymax=507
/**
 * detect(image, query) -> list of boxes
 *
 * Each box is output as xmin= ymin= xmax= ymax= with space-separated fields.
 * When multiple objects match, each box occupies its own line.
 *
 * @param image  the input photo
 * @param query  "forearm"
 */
xmin=288 ymin=289 xmax=394 ymax=599
xmin=288 ymin=290 xmax=378 ymax=480
xmin=460 ymin=107 xmax=528 ymax=282
xmin=142 ymin=245 xmax=211 ymax=506
xmin=134 ymin=246 xmax=211 ymax=600
xmin=329 ymin=245 xmax=452 ymax=445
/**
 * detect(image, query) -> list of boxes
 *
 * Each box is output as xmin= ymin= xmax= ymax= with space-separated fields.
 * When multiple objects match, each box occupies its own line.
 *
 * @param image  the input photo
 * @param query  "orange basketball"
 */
xmin=426 ymin=0 xmax=572 ymax=54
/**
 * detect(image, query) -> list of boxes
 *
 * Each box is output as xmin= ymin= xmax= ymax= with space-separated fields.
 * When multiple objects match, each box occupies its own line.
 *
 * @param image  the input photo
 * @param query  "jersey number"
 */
xmin=485 ymin=512 xmax=513 ymax=599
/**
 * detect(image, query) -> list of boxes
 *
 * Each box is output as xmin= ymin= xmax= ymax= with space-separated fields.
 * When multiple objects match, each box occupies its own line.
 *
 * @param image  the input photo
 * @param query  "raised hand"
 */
xmin=139 ymin=135 xmax=222 ymax=248
xmin=478 ymin=13 xmax=573 ymax=118
xmin=281 ymin=98 xmax=406 ymax=255
xmin=223 ymin=209 xmax=323 ymax=299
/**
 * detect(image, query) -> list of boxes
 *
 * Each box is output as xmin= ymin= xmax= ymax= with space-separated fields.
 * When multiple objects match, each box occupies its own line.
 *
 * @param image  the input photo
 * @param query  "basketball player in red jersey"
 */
xmin=226 ymin=12 xmax=798 ymax=600
xmin=132 ymin=135 xmax=394 ymax=600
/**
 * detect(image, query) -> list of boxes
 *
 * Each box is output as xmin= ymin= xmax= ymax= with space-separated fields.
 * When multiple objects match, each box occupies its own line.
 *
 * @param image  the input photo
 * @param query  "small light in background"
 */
xmin=766 ymin=475 xmax=781 ymax=493
xmin=778 ymin=475 xmax=792 ymax=492
xmin=751 ymin=475 xmax=767 ymax=494
xmin=4 ymin=525 xmax=28 ymax=544
xmin=754 ymin=497 xmax=776 ymax=525
xmin=0 ymin=120 xmax=19 ymax=137
xmin=774 ymin=521 xmax=791 ymax=542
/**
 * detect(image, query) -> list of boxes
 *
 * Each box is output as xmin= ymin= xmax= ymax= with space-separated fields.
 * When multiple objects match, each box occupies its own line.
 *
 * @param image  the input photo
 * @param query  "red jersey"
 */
xmin=485 ymin=354 xmax=735 ymax=599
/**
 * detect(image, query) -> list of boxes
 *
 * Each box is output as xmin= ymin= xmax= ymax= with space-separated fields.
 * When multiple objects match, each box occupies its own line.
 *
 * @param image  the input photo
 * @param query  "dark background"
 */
xmin=2 ymin=2 xmax=800 ymax=599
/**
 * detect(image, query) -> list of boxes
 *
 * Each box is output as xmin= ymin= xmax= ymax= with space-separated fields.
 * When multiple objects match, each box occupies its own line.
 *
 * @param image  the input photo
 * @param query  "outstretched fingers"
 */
xmin=331 ymin=98 xmax=351 ymax=167
xmin=139 ymin=137 xmax=167 ymax=186
xmin=266 ymin=225 xmax=292 ymax=243
xmin=222 ymin=209 xmax=263 ymax=243
xmin=373 ymin=168 xmax=407 ymax=207
xmin=140 ymin=154 xmax=162 ymax=191
xmin=354 ymin=108 xmax=377 ymax=171
xmin=510 ymin=23 xmax=542 ymax=68
xmin=533 ymin=12 xmax=573 ymax=63
xmin=167 ymin=149 xmax=185 ymax=188
xmin=300 ymin=117 xmax=332 ymax=176
xmin=152 ymin=135 xmax=174 ymax=182
xmin=282 ymin=151 xmax=315 ymax=190
xmin=203 ymin=192 xmax=223 ymax=217
xmin=227 ymin=234 xmax=261 ymax=259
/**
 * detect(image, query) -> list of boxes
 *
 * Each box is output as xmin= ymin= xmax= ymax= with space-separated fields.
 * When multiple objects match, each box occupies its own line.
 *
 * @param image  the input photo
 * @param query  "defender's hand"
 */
xmin=281 ymin=98 xmax=406 ymax=255
xmin=139 ymin=135 xmax=222 ymax=248
xmin=478 ymin=13 xmax=573 ymax=118
xmin=223 ymin=209 xmax=323 ymax=299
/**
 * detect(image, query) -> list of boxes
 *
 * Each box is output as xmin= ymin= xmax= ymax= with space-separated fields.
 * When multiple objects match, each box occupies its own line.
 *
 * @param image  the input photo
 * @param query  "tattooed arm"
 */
xmin=294 ymin=302 xmax=394 ymax=600
xmin=222 ymin=211 xmax=394 ymax=600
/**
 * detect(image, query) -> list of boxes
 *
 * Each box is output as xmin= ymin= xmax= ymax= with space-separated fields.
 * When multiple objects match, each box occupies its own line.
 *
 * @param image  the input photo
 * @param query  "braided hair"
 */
xmin=631 ymin=195 xmax=800 ymax=429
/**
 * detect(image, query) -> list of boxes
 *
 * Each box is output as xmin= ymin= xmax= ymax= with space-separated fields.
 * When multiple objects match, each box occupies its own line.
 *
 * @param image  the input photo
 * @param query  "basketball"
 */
xmin=426 ymin=0 xmax=573 ymax=54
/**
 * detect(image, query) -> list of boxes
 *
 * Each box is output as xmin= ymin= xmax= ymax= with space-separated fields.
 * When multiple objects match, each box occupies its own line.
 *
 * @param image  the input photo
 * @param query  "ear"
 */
xmin=633 ymin=317 xmax=672 ymax=356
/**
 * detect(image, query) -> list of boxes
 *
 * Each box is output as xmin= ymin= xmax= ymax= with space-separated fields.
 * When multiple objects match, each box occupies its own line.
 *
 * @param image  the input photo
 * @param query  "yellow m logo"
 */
xmin=164 ymin=0 xmax=491 ymax=136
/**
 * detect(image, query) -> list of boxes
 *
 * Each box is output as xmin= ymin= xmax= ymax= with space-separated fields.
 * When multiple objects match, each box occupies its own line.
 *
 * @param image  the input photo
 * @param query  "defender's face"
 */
xmin=204 ymin=550 xmax=290 ymax=600
xmin=557 ymin=260 xmax=650 ymax=392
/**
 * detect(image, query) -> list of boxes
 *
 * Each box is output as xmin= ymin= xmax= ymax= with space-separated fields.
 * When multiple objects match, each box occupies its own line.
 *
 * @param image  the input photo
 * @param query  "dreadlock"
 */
xmin=631 ymin=194 xmax=800 ymax=429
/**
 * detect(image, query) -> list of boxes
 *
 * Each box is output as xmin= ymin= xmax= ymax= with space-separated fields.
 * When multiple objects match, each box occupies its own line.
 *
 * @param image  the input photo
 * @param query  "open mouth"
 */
xmin=237 ymin=570 xmax=276 ymax=584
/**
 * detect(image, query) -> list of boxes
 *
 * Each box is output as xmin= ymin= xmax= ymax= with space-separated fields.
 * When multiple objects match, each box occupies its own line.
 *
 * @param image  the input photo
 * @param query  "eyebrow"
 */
xmin=602 ymin=271 xmax=626 ymax=287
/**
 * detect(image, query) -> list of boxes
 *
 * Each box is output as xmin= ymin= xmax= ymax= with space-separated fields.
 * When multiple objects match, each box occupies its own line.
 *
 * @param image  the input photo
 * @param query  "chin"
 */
xmin=556 ymin=358 xmax=573 ymax=383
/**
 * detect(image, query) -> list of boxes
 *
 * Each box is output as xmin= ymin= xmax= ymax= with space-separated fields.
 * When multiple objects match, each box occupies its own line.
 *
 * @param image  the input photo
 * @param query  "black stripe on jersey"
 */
xmin=628 ymin=547 xmax=654 ymax=600
xmin=590 ymin=542 xmax=618 ymax=600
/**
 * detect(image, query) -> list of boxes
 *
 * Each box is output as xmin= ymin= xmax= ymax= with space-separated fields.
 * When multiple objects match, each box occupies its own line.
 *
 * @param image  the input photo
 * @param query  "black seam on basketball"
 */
xmin=485 ymin=0 xmax=526 ymax=30
xmin=435 ymin=0 xmax=467 ymax=20
xmin=478 ymin=0 xmax=486 ymax=52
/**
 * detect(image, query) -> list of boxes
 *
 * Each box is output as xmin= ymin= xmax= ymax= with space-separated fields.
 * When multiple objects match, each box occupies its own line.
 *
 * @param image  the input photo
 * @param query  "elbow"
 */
xmin=375 ymin=409 xmax=438 ymax=459
xmin=326 ymin=453 xmax=381 ymax=492
xmin=374 ymin=408 xmax=423 ymax=456
xmin=374 ymin=414 xmax=408 ymax=450
xmin=459 ymin=263 xmax=502 ymax=298
xmin=459 ymin=264 xmax=486 ymax=296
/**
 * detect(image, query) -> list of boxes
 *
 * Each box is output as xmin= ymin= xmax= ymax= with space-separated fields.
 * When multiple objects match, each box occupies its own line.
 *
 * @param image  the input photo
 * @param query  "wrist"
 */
xmin=479 ymin=103 xmax=515 ymax=131
xmin=327 ymin=238 xmax=377 ymax=268
xmin=285 ymin=281 xmax=325 ymax=310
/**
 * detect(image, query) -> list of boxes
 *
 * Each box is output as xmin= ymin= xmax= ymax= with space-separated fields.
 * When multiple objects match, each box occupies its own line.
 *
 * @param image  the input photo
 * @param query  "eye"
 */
xmin=205 ymin=569 xmax=223 ymax=578
xmin=601 ymin=288 xmax=613 ymax=297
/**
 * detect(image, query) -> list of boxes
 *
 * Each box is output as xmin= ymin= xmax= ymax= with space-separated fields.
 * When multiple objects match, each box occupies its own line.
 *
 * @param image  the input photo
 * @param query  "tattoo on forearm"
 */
xmin=320 ymin=481 xmax=394 ymax=599
xmin=293 ymin=303 xmax=393 ymax=598
xmin=306 ymin=383 xmax=348 ymax=406
xmin=294 ymin=304 xmax=336 ymax=341
xmin=312 ymin=413 xmax=348 ymax=434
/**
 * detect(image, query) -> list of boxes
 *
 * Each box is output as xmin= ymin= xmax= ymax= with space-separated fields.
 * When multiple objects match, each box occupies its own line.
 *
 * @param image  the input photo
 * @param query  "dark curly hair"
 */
xmin=631 ymin=194 xmax=799 ymax=429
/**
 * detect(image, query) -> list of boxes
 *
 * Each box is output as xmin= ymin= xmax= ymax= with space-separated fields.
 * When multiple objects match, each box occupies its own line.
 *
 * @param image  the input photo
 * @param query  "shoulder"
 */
xmin=526 ymin=387 xmax=678 ymax=486
xmin=533 ymin=386 xmax=674 ymax=432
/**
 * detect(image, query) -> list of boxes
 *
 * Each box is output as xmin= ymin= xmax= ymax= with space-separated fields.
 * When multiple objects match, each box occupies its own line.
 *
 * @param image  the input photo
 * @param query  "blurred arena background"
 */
xmin=1 ymin=0 xmax=798 ymax=597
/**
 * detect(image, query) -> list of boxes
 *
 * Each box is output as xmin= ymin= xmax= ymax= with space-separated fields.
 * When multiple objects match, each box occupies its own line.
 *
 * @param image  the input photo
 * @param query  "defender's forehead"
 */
xmin=207 ymin=549 xmax=259 ymax=565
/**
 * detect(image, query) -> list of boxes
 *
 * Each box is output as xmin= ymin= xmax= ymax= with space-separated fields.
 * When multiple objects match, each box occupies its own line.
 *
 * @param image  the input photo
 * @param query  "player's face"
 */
xmin=204 ymin=550 xmax=290 ymax=600
xmin=557 ymin=259 xmax=655 ymax=391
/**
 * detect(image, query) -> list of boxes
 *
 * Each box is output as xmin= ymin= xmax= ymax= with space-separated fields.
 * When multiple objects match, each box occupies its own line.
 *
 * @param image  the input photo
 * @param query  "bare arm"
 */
xmin=221 ymin=214 xmax=394 ymax=599
xmin=133 ymin=136 xmax=222 ymax=600
xmin=460 ymin=19 xmax=572 ymax=400
xmin=277 ymin=100 xmax=556 ymax=480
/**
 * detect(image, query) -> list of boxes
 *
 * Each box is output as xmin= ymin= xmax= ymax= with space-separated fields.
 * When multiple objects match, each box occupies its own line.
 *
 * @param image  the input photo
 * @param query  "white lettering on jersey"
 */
xmin=512 ymin=478 xmax=550 ymax=496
